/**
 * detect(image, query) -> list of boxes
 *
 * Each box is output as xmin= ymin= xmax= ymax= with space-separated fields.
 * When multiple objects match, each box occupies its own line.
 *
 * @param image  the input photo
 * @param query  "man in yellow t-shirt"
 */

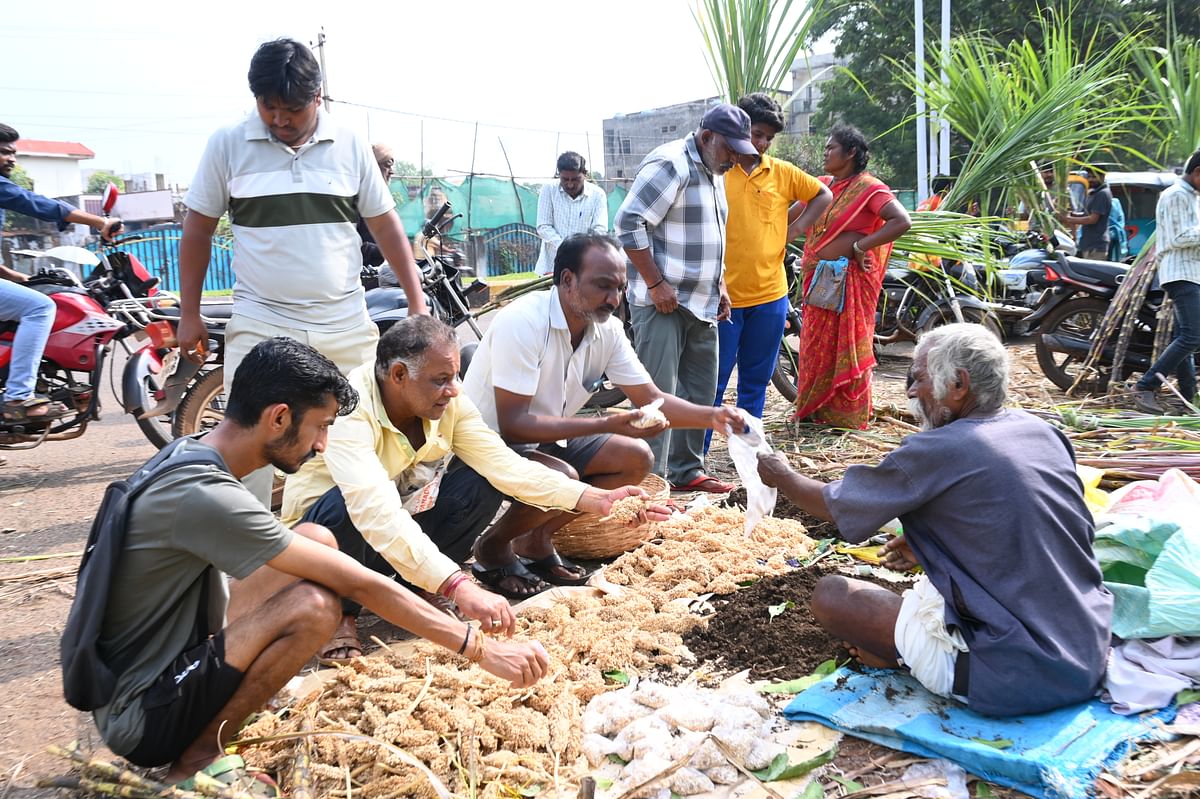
xmin=712 ymin=93 xmax=831 ymax=441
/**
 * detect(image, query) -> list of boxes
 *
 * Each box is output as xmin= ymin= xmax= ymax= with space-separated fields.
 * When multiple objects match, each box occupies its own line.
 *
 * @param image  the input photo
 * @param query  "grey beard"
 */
xmin=908 ymin=397 xmax=953 ymax=431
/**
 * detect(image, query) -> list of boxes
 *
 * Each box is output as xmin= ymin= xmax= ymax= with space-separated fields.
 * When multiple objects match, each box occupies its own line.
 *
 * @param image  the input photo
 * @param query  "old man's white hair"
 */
xmin=914 ymin=323 xmax=1009 ymax=412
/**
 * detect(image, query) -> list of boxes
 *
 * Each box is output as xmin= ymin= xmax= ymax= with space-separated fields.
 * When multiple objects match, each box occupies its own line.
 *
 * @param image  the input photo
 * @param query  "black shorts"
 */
xmin=123 ymin=634 xmax=244 ymax=768
xmin=510 ymin=433 xmax=611 ymax=476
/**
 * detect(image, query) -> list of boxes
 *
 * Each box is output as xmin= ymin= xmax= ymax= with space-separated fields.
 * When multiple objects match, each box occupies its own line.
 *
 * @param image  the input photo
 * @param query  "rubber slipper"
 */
xmin=670 ymin=474 xmax=736 ymax=493
xmin=471 ymin=559 xmax=549 ymax=600
xmin=522 ymin=552 xmax=592 ymax=587
xmin=2 ymin=397 xmax=70 ymax=424
xmin=317 ymin=633 xmax=364 ymax=667
xmin=176 ymin=754 xmax=279 ymax=798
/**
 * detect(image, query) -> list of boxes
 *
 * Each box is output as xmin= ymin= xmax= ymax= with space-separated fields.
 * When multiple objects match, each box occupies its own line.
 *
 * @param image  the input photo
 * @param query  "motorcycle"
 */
xmin=162 ymin=201 xmax=490 ymax=441
xmin=0 ymin=238 xmax=179 ymax=450
xmin=771 ymin=252 xmax=1003 ymax=403
xmin=1025 ymin=250 xmax=1163 ymax=393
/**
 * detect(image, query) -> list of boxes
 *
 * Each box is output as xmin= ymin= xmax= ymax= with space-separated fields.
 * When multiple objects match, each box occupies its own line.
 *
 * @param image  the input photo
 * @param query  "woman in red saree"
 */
xmin=793 ymin=125 xmax=911 ymax=429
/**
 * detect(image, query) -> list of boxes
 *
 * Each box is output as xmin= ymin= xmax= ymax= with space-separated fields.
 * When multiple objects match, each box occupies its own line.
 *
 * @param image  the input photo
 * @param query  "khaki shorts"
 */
xmin=222 ymin=313 xmax=378 ymax=507
xmin=222 ymin=313 xmax=379 ymax=394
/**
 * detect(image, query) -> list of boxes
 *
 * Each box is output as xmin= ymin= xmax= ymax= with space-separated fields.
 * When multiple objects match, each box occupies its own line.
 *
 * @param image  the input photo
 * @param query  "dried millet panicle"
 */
xmin=237 ymin=504 xmax=812 ymax=797
xmin=601 ymin=494 xmax=648 ymax=524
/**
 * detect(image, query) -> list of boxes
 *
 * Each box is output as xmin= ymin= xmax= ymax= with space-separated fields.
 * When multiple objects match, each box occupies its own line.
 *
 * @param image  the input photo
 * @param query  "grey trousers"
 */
xmin=630 ymin=303 xmax=717 ymax=486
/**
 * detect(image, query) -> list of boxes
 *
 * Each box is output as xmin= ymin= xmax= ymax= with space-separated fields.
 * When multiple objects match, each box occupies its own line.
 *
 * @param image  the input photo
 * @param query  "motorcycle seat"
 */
xmin=365 ymin=287 xmax=410 ymax=317
xmin=153 ymin=303 xmax=234 ymax=320
xmin=1063 ymin=257 xmax=1128 ymax=285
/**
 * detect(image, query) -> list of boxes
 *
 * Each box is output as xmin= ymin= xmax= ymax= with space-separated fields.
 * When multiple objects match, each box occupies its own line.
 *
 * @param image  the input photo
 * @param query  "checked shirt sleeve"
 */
xmin=615 ymin=158 xmax=684 ymax=251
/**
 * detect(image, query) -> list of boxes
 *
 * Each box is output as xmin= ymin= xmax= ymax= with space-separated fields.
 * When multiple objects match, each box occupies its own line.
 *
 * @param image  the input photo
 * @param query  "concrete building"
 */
xmin=602 ymin=97 xmax=718 ymax=182
xmin=787 ymin=52 xmax=846 ymax=136
xmin=13 ymin=139 xmax=94 ymax=200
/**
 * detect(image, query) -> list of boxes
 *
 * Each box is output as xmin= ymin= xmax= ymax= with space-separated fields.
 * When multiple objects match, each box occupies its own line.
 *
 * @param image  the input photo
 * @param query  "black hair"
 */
xmin=0 ymin=124 xmax=18 ymax=145
xmin=225 ymin=337 xmax=357 ymax=427
xmin=556 ymin=151 xmax=586 ymax=174
xmin=829 ymin=123 xmax=870 ymax=173
xmin=552 ymin=232 xmax=620 ymax=285
xmin=248 ymin=38 xmax=322 ymax=105
xmin=737 ymin=93 xmax=784 ymax=133
xmin=1185 ymin=150 xmax=1200 ymax=175
xmin=931 ymin=175 xmax=953 ymax=194
xmin=374 ymin=315 xmax=459 ymax=381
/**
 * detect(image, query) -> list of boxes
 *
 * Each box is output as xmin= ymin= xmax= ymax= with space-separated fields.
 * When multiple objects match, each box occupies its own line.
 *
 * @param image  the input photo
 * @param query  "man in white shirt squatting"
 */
xmin=462 ymin=233 xmax=745 ymax=598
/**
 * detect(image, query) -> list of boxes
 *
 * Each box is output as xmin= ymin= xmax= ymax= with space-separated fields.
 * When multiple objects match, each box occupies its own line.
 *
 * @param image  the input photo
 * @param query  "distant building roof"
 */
xmin=16 ymin=139 xmax=95 ymax=159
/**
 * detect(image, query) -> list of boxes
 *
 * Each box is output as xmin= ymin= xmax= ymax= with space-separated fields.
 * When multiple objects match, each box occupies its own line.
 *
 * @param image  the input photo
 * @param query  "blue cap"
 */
xmin=700 ymin=103 xmax=757 ymax=156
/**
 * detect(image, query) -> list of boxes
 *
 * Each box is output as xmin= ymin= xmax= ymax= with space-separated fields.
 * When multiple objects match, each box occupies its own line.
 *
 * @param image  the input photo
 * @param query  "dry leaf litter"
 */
xmin=237 ymin=503 xmax=814 ymax=798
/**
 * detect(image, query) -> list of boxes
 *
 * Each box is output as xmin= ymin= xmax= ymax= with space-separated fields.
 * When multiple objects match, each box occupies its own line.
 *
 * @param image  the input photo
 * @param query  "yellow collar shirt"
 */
xmin=723 ymin=154 xmax=824 ymax=308
xmin=280 ymin=364 xmax=588 ymax=593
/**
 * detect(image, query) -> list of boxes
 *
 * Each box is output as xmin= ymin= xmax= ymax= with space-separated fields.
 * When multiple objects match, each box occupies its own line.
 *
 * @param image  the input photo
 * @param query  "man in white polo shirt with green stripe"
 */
xmin=177 ymin=38 xmax=428 ymax=504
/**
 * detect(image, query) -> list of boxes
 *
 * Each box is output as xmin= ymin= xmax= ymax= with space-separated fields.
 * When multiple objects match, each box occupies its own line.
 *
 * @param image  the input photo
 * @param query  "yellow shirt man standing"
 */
xmin=711 ymin=93 xmax=831 ymax=445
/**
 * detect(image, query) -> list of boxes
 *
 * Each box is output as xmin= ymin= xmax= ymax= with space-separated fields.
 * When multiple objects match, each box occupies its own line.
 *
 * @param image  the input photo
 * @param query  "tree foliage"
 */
xmin=811 ymin=0 xmax=1189 ymax=188
xmin=86 ymin=171 xmax=125 ymax=194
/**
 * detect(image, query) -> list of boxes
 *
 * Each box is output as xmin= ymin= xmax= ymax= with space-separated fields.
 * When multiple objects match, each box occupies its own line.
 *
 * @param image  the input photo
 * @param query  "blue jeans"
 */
xmin=1137 ymin=280 xmax=1200 ymax=400
xmin=705 ymin=296 xmax=788 ymax=451
xmin=0 ymin=280 xmax=55 ymax=402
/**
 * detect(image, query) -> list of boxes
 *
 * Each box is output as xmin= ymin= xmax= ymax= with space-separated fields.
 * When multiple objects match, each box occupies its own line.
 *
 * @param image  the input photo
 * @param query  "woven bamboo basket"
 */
xmin=554 ymin=473 xmax=669 ymax=559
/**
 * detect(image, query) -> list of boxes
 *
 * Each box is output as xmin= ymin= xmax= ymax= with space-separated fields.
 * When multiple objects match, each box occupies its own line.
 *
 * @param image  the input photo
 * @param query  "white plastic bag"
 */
xmin=725 ymin=411 xmax=776 ymax=536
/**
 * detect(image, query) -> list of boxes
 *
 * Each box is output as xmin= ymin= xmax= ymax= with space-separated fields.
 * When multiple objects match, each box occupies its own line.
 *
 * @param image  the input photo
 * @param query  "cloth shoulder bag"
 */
xmin=804 ymin=256 xmax=850 ymax=313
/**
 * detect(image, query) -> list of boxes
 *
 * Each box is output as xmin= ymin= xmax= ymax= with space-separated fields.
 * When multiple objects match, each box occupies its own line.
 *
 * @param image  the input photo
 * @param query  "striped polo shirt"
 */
xmin=185 ymin=110 xmax=395 ymax=331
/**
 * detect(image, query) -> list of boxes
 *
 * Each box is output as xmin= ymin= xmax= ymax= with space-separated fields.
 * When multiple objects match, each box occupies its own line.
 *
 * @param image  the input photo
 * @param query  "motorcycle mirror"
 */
xmin=101 ymin=182 xmax=120 ymax=214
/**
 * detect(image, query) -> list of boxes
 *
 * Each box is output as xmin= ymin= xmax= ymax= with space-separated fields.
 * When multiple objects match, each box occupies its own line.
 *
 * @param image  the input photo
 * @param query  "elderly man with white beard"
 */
xmin=757 ymin=324 xmax=1112 ymax=717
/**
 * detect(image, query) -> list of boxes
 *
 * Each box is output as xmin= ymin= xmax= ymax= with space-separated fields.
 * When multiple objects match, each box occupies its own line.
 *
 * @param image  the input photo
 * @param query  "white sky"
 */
xmin=1 ymin=0 xmax=775 ymax=188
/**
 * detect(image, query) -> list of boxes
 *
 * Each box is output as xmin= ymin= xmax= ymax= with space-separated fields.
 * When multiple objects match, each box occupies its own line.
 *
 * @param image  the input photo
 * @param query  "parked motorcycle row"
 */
xmin=1 ymin=192 xmax=1165 ymax=454
xmin=0 ymin=197 xmax=490 ymax=454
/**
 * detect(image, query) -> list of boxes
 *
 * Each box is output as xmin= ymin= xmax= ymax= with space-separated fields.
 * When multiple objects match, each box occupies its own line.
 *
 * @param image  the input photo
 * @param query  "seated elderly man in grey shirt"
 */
xmin=758 ymin=324 xmax=1112 ymax=717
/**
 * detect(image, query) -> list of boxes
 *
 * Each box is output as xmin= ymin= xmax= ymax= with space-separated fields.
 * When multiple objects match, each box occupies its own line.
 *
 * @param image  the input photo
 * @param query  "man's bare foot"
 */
xmin=318 ymin=614 xmax=363 ymax=665
xmin=843 ymin=641 xmax=897 ymax=669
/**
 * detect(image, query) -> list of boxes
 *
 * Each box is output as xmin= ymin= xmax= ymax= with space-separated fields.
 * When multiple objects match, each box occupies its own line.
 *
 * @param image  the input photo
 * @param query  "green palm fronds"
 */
xmin=904 ymin=8 xmax=1158 ymax=228
xmin=692 ymin=0 xmax=833 ymax=103
xmin=1131 ymin=15 xmax=1200 ymax=166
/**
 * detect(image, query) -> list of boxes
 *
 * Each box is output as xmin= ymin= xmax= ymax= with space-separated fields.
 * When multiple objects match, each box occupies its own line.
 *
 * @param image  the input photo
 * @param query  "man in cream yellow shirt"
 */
xmin=281 ymin=315 xmax=664 ymax=663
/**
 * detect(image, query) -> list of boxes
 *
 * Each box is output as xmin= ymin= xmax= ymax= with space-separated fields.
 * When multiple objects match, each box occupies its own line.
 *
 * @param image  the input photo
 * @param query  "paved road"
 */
xmin=0 ymin=350 xmax=158 ymax=790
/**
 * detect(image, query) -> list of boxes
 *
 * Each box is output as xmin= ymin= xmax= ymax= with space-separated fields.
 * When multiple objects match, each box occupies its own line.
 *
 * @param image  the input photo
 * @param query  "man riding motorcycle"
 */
xmin=0 ymin=123 xmax=121 ymax=442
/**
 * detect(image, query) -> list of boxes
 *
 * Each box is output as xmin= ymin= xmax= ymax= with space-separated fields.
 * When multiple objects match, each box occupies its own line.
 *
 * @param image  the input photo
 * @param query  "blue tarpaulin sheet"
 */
xmin=783 ymin=669 xmax=1173 ymax=799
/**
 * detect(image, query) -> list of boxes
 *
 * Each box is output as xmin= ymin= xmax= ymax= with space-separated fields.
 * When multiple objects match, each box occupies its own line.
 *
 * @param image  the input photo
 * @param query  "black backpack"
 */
xmin=61 ymin=437 xmax=229 ymax=711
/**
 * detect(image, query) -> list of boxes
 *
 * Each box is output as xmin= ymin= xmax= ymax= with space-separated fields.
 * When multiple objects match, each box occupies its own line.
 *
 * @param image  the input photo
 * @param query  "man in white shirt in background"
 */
xmin=1134 ymin=149 xmax=1200 ymax=414
xmin=535 ymin=152 xmax=608 ymax=275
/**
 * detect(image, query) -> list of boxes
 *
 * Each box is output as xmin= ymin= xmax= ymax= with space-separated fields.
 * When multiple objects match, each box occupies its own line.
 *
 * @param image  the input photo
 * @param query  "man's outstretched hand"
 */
xmin=478 ymin=638 xmax=550 ymax=687
xmin=452 ymin=580 xmax=516 ymax=637
xmin=756 ymin=451 xmax=794 ymax=488
xmin=594 ymin=485 xmax=673 ymax=525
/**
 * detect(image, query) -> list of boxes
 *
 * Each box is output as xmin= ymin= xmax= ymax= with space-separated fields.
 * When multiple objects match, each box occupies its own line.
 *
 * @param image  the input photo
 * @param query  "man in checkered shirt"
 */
xmin=614 ymin=103 xmax=756 ymax=493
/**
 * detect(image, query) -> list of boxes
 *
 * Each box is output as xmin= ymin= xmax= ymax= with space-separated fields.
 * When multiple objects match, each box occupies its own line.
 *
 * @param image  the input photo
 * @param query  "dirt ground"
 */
xmin=0 ymin=338 xmax=1075 ymax=797
xmin=683 ymin=566 xmax=911 ymax=681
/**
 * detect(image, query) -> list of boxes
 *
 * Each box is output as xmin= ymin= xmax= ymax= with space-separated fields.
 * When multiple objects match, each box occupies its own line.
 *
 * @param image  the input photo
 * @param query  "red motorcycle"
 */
xmin=0 ymin=191 xmax=179 ymax=450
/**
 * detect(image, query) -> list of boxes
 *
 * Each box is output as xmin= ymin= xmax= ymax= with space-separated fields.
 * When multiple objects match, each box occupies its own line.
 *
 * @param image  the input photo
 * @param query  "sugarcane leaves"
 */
xmin=759 ymin=658 xmax=840 ymax=694
xmin=692 ymin=0 xmax=840 ymax=103
xmin=750 ymin=744 xmax=838 ymax=781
